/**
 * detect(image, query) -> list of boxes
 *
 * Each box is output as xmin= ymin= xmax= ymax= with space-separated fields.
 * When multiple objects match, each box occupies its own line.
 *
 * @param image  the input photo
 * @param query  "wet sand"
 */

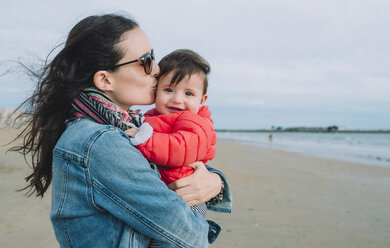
xmin=208 ymin=140 xmax=390 ymax=248
xmin=1 ymin=127 xmax=389 ymax=247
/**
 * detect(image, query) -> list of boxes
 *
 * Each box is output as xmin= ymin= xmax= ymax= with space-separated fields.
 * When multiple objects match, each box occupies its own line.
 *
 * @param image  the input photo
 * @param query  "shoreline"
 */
xmin=218 ymin=137 xmax=390 ymax=168
xmin=1 ymin=128 xmax=390 ymax=247
xmin=216 ymin=129 xmax=390 ymax=133
xmin=216 ymin=131 xmax=390 ymax=168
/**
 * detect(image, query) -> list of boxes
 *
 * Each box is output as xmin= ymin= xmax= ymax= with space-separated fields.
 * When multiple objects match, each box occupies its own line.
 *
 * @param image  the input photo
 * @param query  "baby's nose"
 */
xmin=172 ymin=93 xmax=183 ymax=103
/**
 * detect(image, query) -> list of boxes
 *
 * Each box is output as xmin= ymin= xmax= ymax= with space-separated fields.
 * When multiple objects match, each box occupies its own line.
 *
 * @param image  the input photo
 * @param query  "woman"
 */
xmin=12 ymin=14 xmax=231 ymax=247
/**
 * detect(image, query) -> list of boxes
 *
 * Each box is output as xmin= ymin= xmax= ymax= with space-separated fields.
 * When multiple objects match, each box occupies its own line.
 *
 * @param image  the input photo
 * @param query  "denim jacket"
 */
xmin=50 ymin=118 xmax=232 ymax=248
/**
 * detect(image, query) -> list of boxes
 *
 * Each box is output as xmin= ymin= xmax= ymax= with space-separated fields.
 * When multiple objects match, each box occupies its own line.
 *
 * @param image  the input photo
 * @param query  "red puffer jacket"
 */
xmin=136 ymin=106 xmax=216 ymax=184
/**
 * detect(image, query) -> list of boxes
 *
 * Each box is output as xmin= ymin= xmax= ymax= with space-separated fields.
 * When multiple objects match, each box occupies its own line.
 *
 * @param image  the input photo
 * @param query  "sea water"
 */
xmin=216 ymin=132 xmax=390 ymax=167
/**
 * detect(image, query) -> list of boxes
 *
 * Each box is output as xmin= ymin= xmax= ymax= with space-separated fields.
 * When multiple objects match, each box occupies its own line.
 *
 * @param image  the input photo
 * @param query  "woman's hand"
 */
xmin=168 ymin=161 xmax=222 ymax=206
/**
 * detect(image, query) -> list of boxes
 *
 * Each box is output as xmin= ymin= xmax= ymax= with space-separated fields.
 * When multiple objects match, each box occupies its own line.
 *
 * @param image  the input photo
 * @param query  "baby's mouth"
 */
xmin=167 ymin=106 xmax=183 ymax=112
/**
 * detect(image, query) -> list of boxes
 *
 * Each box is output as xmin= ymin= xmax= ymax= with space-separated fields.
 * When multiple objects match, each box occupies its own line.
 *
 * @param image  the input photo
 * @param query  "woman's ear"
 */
xmin=93 ymin=70 xmax=114 ymax=92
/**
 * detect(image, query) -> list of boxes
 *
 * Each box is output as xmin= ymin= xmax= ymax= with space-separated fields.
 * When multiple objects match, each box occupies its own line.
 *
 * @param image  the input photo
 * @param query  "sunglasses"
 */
xmin=107 ymin=49 xmax=155 ymax=75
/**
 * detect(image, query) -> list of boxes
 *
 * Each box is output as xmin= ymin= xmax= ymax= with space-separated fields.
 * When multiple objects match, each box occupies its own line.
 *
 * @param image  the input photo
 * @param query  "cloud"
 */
xmin=207 ymin=58 xmax=390 ymax=113
xmin=0 ymin=0 xmax=389 ymax=128
xmin=0 ymin=87 xmax=29 ymax=93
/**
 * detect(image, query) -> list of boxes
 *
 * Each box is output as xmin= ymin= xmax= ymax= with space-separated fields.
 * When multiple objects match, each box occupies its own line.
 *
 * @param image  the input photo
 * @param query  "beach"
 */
xmin=1 ymin=127 xmax=389 ymax=248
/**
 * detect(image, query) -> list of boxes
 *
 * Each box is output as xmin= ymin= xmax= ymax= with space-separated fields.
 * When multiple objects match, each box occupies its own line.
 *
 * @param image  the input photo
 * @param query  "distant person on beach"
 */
xmin=124 ymin=49 xmax=223 ymax=247
xmin=269 ymin=134 xmax=273 ymax=148
xmin=11 ymin=14 xmax=231 ymax=247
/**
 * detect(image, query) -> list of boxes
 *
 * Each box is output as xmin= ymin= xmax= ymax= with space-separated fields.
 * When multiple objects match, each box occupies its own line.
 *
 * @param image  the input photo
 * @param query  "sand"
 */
xmin=1 ymin=127 xmax=389 ymax=248
xmin=0 ymin=127 xmax=56 ymax=247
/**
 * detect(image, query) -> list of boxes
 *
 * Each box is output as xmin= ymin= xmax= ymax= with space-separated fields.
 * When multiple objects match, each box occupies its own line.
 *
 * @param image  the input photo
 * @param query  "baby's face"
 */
xmin=155 ymin=72 xmax=208 ymax=115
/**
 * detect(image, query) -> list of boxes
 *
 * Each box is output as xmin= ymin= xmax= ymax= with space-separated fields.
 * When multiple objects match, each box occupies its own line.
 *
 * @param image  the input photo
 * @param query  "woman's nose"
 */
xmin=151 ymin=61 xmax=160 ymax=77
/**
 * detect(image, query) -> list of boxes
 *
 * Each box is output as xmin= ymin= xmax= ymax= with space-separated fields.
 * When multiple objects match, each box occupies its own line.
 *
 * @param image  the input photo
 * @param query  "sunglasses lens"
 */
xmin=144 ymin=54 xmax=153 ymax=74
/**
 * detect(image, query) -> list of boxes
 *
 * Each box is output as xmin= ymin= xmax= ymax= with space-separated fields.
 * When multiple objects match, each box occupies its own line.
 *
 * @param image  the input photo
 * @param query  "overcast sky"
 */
xmin=1 ymin=0 xmax=389 ymax=129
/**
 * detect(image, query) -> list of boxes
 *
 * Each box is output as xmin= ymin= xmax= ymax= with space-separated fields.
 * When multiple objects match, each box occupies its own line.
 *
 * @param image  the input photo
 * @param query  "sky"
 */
xmin=0 ymin=0 xmax=389 ymax=130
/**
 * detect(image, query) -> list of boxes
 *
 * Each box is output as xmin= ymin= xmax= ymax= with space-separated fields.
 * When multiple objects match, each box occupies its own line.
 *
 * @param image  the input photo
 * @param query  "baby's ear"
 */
xmin=200 ymin=94 xmax=208 ymax=106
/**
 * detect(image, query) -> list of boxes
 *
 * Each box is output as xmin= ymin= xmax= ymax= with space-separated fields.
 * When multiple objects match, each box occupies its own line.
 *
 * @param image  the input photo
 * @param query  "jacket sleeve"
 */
xmin=88 ymin=128 xmax=209 ymax=247
xmin=137 ymin=111 xmax=216 ymax=168
xmin=206 ymin=165 xmax=233 ymax=213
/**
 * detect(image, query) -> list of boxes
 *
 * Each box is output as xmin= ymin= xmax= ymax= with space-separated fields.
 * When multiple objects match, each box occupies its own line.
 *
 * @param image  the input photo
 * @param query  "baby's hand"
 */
xmin=125 ymin=128 xmax=139 ymax=137
xmin=129 ymin=123 xmax=153 ymax=146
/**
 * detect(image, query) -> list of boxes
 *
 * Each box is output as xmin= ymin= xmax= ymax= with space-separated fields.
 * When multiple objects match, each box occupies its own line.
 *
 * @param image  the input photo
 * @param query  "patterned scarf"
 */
xmin=70 ymin=87 xmax=143 ymax=130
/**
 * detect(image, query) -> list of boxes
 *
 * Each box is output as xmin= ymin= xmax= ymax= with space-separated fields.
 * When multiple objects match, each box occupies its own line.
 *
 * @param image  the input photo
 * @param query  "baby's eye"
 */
xmin=164 ymin=88 xmax=173 ymax=92
xmin=185 ymin=91 xmax=194 ymax=96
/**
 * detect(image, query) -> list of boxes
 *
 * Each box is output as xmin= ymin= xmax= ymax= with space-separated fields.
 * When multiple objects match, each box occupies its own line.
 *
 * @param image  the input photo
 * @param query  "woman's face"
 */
xmin=105 ymin=28 xmax=160 ymax=110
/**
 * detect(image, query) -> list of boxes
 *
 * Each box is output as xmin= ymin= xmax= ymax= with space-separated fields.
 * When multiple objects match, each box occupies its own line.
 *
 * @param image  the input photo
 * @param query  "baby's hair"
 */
xmin=158 ymin=49 xmax=210 ymax=94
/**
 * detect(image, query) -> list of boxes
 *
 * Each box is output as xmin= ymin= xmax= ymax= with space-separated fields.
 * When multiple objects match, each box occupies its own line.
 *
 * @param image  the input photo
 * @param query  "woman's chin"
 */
xmin=141 ymin=95 xmax=155 ymax=106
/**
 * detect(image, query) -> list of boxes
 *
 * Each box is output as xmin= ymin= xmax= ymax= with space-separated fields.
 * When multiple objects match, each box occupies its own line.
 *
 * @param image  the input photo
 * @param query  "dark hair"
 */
xmin=158 ymin=49 xmax=210 ymax=94
xmin=10 ymin=14 xmax=139 ymax=197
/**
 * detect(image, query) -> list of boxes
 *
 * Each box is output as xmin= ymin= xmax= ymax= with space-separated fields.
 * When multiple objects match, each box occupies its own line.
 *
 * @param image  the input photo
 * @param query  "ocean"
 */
xmin=216 ymin=131 xmax=390 ymax=167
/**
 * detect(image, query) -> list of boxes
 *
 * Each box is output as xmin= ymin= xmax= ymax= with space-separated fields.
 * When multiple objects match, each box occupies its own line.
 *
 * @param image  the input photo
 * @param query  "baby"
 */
xmin=127 ymin=49 xmax=219 ymax=248
xmin=127 ymin=49 xmax=216 ymax=186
